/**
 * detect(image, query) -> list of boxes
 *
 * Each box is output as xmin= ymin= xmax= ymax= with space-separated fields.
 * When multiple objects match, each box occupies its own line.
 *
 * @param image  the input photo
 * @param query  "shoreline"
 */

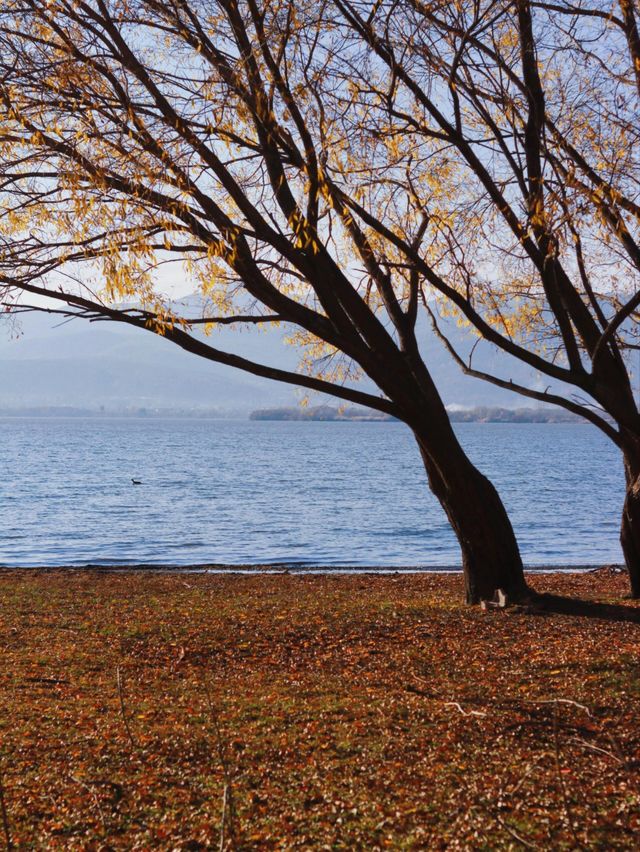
xmin=0 ymin=562 xmax=626 ymax=574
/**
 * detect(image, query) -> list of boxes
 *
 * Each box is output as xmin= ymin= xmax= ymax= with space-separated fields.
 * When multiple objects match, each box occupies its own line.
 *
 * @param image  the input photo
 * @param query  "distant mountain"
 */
xmin=0 ymin=302 xmax=573 ymax=414
xmin=0 ymin=310 xmax=297 ymax=411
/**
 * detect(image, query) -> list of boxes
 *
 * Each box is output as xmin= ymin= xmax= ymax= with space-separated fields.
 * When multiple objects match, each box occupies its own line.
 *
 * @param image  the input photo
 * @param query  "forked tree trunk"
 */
xmin=620 ymin=454 xmax=640 ymax=598
xmin=413 ymin=426 xmax=529 ymax=604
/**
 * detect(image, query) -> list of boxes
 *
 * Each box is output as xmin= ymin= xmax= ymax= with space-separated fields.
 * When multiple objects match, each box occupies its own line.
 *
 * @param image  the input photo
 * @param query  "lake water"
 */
xmin=0 ymin=418 xmax=624 ymax=568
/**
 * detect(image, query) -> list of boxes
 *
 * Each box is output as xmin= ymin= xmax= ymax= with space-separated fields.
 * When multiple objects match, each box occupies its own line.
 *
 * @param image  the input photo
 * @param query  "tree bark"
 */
xmin=620 ymin=453 xmax=640 ymax=598
xmin=413 ymin=425 xmax=530 ymax=605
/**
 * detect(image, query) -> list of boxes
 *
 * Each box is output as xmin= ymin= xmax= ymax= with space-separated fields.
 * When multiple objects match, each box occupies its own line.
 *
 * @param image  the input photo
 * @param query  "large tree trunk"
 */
xmin=413 ymin=425 xmax=529 ymax=605
xmin=620 ymin=452 xmax=640 ymax=598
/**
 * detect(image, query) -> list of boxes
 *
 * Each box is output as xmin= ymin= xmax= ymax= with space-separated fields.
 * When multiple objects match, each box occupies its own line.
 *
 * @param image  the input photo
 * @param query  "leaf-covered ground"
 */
xmin=0 ymin=569 xmax=639 ymax=849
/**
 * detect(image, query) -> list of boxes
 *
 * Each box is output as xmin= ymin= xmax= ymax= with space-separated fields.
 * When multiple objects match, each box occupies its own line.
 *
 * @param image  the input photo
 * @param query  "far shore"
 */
xmin=0 ymin=562 xmax=626 ymax=574
xmin=0 ymin=404 xmax=598 ymax=422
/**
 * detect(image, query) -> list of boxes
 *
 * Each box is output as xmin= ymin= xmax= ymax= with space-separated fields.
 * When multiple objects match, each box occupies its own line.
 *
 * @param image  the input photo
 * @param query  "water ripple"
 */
xmin=0 ymin=418 xmax=625 ymax=568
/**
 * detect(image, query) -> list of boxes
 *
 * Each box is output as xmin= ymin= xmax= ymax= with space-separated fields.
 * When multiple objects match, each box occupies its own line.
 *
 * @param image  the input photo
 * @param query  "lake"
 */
xmin=0 ymin=418 xmax=624 ymax=568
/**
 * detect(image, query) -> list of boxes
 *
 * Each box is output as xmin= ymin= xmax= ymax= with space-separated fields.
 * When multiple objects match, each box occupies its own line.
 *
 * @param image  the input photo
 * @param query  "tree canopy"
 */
xmin=324 ymin=0 xmax=640 ymax=588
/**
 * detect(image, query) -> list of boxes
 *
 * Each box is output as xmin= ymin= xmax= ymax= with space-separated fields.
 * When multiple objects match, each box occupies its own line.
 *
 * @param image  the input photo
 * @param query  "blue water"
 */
xmin=0 ymin=418 xmax=624 ymax=568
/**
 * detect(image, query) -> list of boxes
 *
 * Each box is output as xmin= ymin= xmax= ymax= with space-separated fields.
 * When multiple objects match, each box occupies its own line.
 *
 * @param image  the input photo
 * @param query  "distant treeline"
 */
xmin=250 ymin=405 xmax=396 ymax=421
xmin=448 ymin=406 xmax=581 ymax=423
xmin=1 ymin=404 xmax=588 ymax=423
xmin=250 ymin=405 xmax=585 ymax=423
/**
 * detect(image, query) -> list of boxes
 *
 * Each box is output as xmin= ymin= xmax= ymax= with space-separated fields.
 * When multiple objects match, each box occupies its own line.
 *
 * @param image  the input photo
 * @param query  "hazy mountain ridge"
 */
xmin=0 ymin=305 xmax=572 ymax=412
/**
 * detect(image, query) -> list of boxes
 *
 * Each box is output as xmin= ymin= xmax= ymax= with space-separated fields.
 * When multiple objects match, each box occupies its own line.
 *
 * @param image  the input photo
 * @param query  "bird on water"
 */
xmin=131 ymin=478 xmax=142 ymax=485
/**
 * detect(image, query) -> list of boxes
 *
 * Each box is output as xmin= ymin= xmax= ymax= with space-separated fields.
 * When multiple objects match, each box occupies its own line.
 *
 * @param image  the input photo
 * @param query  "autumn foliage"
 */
xmin=1 ymin=569 xmax=639 ymax=848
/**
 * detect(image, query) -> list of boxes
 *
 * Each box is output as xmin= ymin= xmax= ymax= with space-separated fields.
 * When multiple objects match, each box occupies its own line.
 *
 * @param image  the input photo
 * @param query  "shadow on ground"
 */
xmin=523 ymin=592 xmax=640 ymax=624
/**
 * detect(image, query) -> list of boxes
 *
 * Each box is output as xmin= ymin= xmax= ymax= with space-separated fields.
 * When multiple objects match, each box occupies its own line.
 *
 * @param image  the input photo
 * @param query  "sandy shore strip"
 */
xmin=0 ymin=562 xmax=627 ymax=574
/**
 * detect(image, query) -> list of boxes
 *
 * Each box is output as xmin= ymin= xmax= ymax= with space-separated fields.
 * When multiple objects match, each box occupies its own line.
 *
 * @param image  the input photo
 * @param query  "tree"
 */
xmin=0 ymin=0 xmax=530 ymax=603
xmin=319 ymin=0 xmax=640 ymax=594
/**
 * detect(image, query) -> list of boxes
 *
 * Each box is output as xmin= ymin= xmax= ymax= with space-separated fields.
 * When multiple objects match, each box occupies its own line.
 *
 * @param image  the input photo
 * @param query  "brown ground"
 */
xmin=0 ymin=569 xmax=639 ymax=849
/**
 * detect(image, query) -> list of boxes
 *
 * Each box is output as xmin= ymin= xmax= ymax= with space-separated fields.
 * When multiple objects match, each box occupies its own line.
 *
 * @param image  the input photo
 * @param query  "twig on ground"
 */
xmin=466 ymin=780 xmax=541 ymax=851
xmin=219 ymin=782 xmax=232 ymax=852
xmin=552 ymin=702 xmax=586 ymax=850
xmin=444 ymin=702 xmax=487 ymax=718
xmin=529 ymin=699 xmax=592 ymax=717
xmin=0 ymin=770 xmax=13 ymax=851
xmin=568 ymin=737 xmax=625 ymax=765
xmin=405 ymin=686 xmax=488 ymax=716
xmin=69 ymin=774 xmax=107 ymax=832
xmin=605 ymin=730 xmax=628 ymax=766
xmin=116 ymin=666 xmax=137 ymax=750
xmin=202 ymin=680 xmax=237 ymax=851
xmin=506 ymin=755 xmax=548 ymax=797
xmin=483 ymin=805 xmax=540 ymax=850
